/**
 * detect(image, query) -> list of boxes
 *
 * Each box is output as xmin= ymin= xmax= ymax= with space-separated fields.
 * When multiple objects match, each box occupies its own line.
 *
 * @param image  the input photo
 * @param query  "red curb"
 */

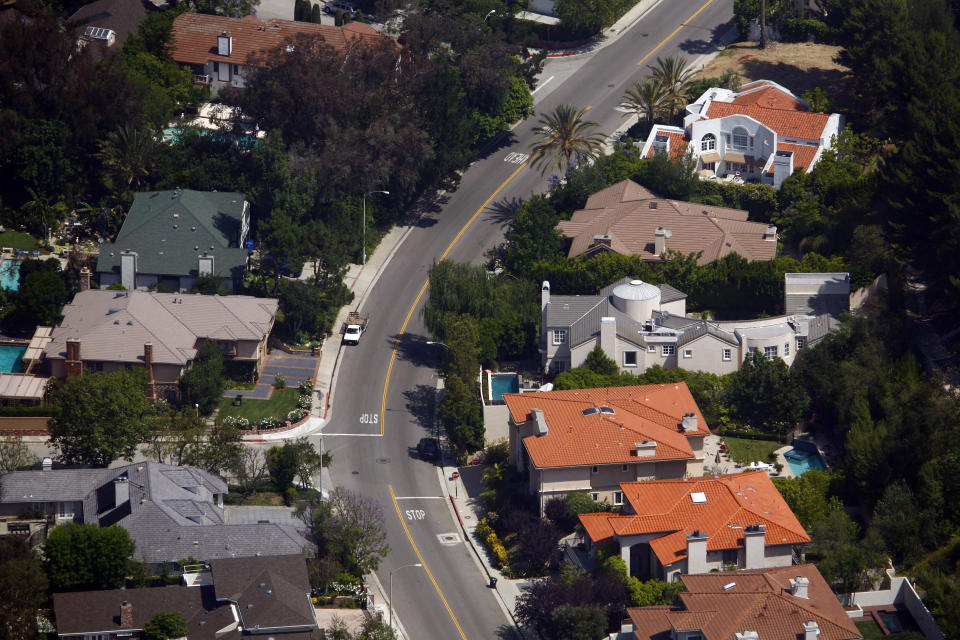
xmin=450 ymin=495 xmax=465 ymax=528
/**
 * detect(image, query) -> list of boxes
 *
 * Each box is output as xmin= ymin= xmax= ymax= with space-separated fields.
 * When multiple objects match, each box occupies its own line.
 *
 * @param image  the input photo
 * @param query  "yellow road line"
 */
xmin=388 ymin=484 xmax=468 ymax=640
xmin=637 ymin=0 xmax=717 ymax=66
xmin=379 ymin=159 xmax=531 ymax=435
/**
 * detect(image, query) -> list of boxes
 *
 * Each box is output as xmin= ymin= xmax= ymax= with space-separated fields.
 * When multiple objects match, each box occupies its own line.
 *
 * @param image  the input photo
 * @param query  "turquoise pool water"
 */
xmin=162 ymin=127 xmax=261 ymax=150
xmin=490 ymin=373 xmax=519 ymax=402
xmin=784 ymin=448 xmax=827 ymax=476
xmin=0 ymin=345 xmax=26 ymax=373
xmin=0 ymin=260 xmax=21 ymax=291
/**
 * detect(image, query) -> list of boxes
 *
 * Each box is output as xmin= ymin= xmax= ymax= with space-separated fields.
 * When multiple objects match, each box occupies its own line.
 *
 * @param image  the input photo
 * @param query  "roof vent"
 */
xmin=723 ymin=582 xmax=737 ymax=590
xmin=691 ymin=492 xmax=707 ymax=504
xmin=649 ymin=201 xmax=658 ymax=209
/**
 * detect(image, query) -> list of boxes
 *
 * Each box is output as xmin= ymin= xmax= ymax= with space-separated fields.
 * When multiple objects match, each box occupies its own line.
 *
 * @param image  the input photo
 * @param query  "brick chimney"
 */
xmin=144 ymin=343 xmax=156 ymax=401
xmin=120 ymin=601 xmax=133 ymax=628
xmin=65 ymin=339 xmax=82 ymax=378
xmin=79 ymin=267 xmax=91 ymax=292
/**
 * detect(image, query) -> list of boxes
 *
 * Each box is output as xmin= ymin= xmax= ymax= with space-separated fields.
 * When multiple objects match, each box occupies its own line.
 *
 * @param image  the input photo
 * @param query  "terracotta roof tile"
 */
xmin=171 ymin=12 xmax=384 ymax=68
xmin=704 ymin=101 xmax=830 ymax=140
xmin=579 ymin=472 xmax=809 ymax=564
xmin=765 ymin=142 xmax=819 ymax=176
xmin=503 ymin=384 xmax=709 ymax=470
xmin=731 ymin=84 xmax=808 ymax=111
xmin=645 ymin=131 xmax=689 ymax=159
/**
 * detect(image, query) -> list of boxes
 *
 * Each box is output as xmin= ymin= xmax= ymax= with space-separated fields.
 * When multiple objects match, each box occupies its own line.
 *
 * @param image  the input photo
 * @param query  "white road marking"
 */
xmin=504 ymin=152 xmax=529 ymax=164
xmin=531 ymin=75 xmax=555 ymax=94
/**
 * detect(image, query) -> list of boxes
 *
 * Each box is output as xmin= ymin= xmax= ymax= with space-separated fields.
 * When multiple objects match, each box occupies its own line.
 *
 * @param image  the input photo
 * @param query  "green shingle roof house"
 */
xmin=97 ymin=189 xmax=251 ymax=292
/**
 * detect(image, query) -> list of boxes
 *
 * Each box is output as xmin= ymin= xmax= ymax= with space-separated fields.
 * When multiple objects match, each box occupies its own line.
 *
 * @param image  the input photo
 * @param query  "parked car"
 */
xmin=323 ymin=0 xmax=356 ymax=15
xmin=418 ymin=437 xmax=439 ymax=461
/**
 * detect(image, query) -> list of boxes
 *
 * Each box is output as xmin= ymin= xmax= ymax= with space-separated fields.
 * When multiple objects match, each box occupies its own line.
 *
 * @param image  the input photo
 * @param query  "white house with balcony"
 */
xmin=640 ymin=80 xmax=844 ymax=188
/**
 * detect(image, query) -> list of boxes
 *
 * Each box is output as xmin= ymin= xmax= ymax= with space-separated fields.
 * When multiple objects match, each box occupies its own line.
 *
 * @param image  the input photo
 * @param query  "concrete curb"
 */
xmin=534 ymin=0 xmax=665 ymax=59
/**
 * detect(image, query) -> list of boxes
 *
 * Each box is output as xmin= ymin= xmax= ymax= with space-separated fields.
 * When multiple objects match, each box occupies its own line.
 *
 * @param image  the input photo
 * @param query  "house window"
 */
xmin=732 ymin=127 xmax=749 ymax=149
xmin=591 ymin=465 xmax=599 ymax=474
xmin=722 ymin=549 xmax=738 ymax=565
xmin=213 ymin=61 xmax=219 ymax=73
xmin=722 ymin=348 xmax=731 ymax=361
xmin=784 ymin=342 xmax=790 ymax=356
xmin=85 ymin=361 xmax=103 ymax=373
xmin=552 ymin=329 xmax=567 ymax=345
xmin=623 ymin=351 xmax=638 ymax=367
xmin=614 ymin=491 xmax=624 ymax=505
xmin=621 ymin=464 xmax=629 ymax=473
xmin=700 ymin=133 xmax=716 ymax=151
xmin=764 ymin=345 xmax=778 ymax=360
xmin=683 ymin=349 xmax=693 ymax=359
xmin=591 ymin=492 xmax=599 ymax=501
xmin=662 ymin=345 xmax=675 ymax=356
xmin=797 ymin=337 xmax=806 ymax=350
xmin=702 ymin=162 xmax=716 ymax=171
xmin=647 ymin=345 xmax=657 ymax=353
xmin=552 ymin=359 xmax=568 ymax=374
xmin=233 ymin=64 xmax=240 ymax=74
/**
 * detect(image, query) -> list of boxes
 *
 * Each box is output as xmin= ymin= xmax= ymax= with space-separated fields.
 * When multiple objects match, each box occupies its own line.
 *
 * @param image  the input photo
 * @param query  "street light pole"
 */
xmin=362 ymin=190 xmax=390 ymax=265
xmin=389 ymin=563 xmax=422 ymax=630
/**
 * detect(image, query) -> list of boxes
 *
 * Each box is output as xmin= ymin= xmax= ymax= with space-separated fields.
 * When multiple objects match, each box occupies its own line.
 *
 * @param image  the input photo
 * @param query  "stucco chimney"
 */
xmin=120 ymin=601 xmax=133 ymax=628
xmin=773 ymin=150 xmax=794 ymax=189
xmin=764 ymin=224 xmax=778 ymax=241
xmin=600 ymin=317 xmax=616 ymax=361
xmin=198 ymin=254 xmax=214 ymax=276
xmin=686 ymin=530 xmax=709 ymax=574
xmin=744 ymin=523 xmax=766 ymax=569
xmin=120 ymin=251 xmax=137 ymax=291
xmin=42 ymin=457 xmax=53 ymax=471
xmin=79 ymin=267 xmax=91 ymax=292
xmin=803 ymin=620 xmax=820 ymax=640
xmin=681 ymin=413 xmax=698 ymax=432
xmin=652 ymin=134 xmax=670 ymax=156
xmin=114 ymin=475 xmax=129 ymax=506
xmin=65 ymin=339 xmax=82 ymax=378
xmin=531 ymin=408 xmax=548 ymax=436
xmin=541 ymin=281 xmax=551 ymax=310
xmin=217 ymin=31 xmax=232 ymax=56
xmin=654 ymin=227 xmax=667 ymax=256
xmin=144 ymin=343 xmax=156 ymax=401
xmin=790 ymin=575 xmax=810 ymax=599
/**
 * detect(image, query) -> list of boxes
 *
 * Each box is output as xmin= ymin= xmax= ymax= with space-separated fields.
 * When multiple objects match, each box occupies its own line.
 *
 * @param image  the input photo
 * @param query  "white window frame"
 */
xmin=613 ymin=491 xmax=624 ymax=506
xmin=647 ymin=345 xmax=657 ymax=353
xmin=732 ymin=127 xmax=749 ymax=150
xmin=552 ymin=329 xmax=567 ymax=345
xmin=764 ymin=345 xmax=778 ymax=360
xmin=702 ymin=161 xmax=716 ymax=171
xmin=623 ymin=351 xmax=638 ymax=367
xmin=683 ymin=349 xmax=693 ymax=359
xmin=784 ymin=342 xmax=790 ymax=356
xmin=591 ymin=492 xmax=599 ymax=501
xmin=722 ymin=348 xmax=732 ymax=362
xmin=662 ymin=345 xmax=675 ymax=356
xmin=797 ymin=337 xmax=806 ymax=350
xmin=591 ymin=465 xmax=599 ymax=474
xmin=700 ymin=133 xmax=716 ymax=151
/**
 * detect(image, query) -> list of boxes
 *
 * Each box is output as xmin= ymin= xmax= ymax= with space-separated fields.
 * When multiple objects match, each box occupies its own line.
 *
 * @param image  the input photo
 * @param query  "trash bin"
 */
xmin=489 ymin=576 xmax=498 ymax=588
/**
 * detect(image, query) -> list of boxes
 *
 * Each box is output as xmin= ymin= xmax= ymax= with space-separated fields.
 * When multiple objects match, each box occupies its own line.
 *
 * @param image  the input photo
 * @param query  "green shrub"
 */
xmin=779 ymin=18 xmax=827 ymax=42
xmin=274 ymin=374 xmax=286 ymax=389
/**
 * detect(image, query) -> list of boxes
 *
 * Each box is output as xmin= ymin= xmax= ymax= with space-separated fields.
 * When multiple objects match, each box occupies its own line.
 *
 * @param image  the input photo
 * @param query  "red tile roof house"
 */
xmin=639 ymin=80 xmax=845 ymax=189
xmin=579 ymin=471 xmax=810 ymax=581
xmin=627 ymin=564 xmax=861 ymax=640
xmin=171 ymin=12 xmax=385 ymax=96
xmin=503 ymin=384 xmax=710 ymax=515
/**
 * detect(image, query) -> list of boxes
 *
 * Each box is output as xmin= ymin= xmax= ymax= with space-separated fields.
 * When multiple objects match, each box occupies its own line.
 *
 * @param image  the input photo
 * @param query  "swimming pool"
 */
xmin=0 ymin=259 xmax=22 ymax=291
xmin=0 ymin=345 xmax=26 ymax=373
xmin=489 ymin=373 xmax=520 ymax=403
xmin=784 ymin=448 xmax=827 ymax=476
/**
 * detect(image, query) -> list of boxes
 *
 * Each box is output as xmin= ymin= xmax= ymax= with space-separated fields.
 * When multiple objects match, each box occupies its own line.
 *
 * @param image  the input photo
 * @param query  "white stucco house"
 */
xmin=639 ymin=80 xmax=845 ymax=188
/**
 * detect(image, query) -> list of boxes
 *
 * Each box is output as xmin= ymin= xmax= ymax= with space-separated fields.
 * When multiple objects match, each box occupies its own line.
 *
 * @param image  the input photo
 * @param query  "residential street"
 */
xmin=308 ymin=0 xmax=735 ymax=637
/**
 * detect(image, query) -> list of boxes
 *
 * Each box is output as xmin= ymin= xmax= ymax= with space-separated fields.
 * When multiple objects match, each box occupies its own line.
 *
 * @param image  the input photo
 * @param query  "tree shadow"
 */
xmin=402 ymin=383 xmax=437 ymax=433
xmin=404 ymin=191 xmax=450 ymax=227
xmin=738 ymin=58 xmax=854 ymax=104
xmin=677 ymin=36 xmax=716 ymax=56
xmin=390 ymin=332 xmax=442 ymax=369
xmin=483 ymin=196 xmax=523 ymax=228
xmin=495 ymin=623 xmax=523 ymax=639
xmin=475 ymin=130 xmax=520 ymax=162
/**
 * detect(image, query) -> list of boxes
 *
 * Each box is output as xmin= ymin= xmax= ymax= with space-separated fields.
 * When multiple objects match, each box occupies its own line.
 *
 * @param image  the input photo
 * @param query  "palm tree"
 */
xmin=620 ymin=78 xmax=671 ymax=128
xmin=96 ymin=125 xmax=161 ymax=192
xmin=528 ymin=104 xmax=606 ymax=176
xmin=647 ymin=55 xmax=696 ymax=118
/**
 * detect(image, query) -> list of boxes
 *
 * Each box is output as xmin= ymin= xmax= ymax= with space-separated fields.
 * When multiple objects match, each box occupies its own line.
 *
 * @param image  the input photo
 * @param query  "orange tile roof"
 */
xmin=704 ymin=101 xmax=830 ymax=140
xmin=765 ymin=142 xmax=819 ymax=176
xmin=171 ymin=13 xmax=385 ymax=68
xmin=503 ymin=384 xmax=708 ymax=470
xmin=579 ymin=471 xmax=809 ymax=564
xmin=731 ymin=82 xmax=808 ymax=111
xmin=645 ymin=130 xmax=689 ymax=160
xmin=629 ymin=565 xmax=861 ymax=640
xmin=557 ymin=179 xmax=775 ymax=264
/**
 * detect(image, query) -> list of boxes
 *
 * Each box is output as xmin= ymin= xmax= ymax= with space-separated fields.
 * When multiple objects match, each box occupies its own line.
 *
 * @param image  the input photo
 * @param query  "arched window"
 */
xmin=732 ymin=127 xmax=749 ymax=149
xmin=700 ymin=133 xmax=716 ymax=151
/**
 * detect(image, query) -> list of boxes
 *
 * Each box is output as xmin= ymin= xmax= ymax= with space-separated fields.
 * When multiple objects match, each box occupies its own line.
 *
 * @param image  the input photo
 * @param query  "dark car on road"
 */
xmin=418 ymin=437 xmax=439 ymax=461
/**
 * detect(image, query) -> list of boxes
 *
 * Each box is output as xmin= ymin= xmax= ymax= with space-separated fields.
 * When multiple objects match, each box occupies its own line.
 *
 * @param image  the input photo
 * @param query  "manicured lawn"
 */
xmin=0 ymin=230 xmax=40 ymax=251
xmin=722 ymin=436 xmax=781 ymax=464
xmin=855 ymin=619 xmax=885 ymax=640
xmin=217 ymin=387 xmax=300 ymax=422
xmin=224 ymin=486 xmax=320 ymax=506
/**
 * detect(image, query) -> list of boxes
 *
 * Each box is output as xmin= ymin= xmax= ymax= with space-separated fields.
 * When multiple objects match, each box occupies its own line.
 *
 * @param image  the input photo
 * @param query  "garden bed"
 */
xmin=217 ymin=384 xmax=311 ymax=429
xmin=224 ymin=485 xmax=320 ymax=506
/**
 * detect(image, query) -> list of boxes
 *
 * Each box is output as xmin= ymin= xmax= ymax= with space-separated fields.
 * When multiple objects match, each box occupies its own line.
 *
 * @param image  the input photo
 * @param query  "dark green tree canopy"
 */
xmin=43 ymin=523 xmax=136 ymax=592
xmin=144 ymin=611 xmax=189 ymax=640
xmin=180 ymin=339 xmax=226 ymax=415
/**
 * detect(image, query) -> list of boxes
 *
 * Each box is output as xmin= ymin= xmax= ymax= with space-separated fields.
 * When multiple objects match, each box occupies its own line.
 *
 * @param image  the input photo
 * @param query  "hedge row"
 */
xmin=716 ymin=427 xmax=786 ymax=443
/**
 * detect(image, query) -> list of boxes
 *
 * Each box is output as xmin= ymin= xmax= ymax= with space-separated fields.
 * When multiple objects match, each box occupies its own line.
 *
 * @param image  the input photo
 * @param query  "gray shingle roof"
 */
xmin=210 ymin=555 xmax=316 ymax=630
xmin=0 ymin=469 xmax=107 ymax=503
xmin=96 ymin=190 xmax=249 ymax=280
xmin=43 ymin=290 xmax=278 ymax=365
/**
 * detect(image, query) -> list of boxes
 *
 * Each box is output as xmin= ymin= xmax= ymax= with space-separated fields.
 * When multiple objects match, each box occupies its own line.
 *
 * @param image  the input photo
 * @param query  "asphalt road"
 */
xmin=309 ymin=1 xmax=734 ymax=637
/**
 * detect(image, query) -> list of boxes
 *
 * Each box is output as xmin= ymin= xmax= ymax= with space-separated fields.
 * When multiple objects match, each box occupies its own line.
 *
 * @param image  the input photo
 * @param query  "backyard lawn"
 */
xmin=722 ymin=436 xmax=781 ymax=465
xmin=855 ymin=620 xmax=885 ymax=640
xmin=0 ymin=230 xmax=40 ymax=251
xmin=217 ymin=388 xmax=300 ymax=423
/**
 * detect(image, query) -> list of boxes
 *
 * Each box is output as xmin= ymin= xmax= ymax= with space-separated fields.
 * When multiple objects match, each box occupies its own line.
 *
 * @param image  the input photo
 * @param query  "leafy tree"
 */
xmin=96 ymin=124 xmax=162 ymax=194
xmin=192 ymin=0 xmax=260 ymax=17
xmin=190 ymin=273 xmax=228 ymax=295
xmin=872 ymin=481 xmax=924 ymax=566
xmin=179 ymin=340 xmax=226 ymax=415
xmin=0 ymin=435 xmax=38 ymax=473
xmin=810 ymin=510 xmax=885 ymax=594
xmin=267 ymin=444 xmax=298 ymax=496
xmin=11 ymin=269 xmax=68 ymax=327
xmin=305 ymin=488 xmax=389 ymax=576
xmin=143 ymin=611 xmax=188 ymax=640
xmin=726 ymin=352 xmax=808 ymax=435
xmin=49 ymin=370 xmax=150 ymax=467
xmin=44 ymin=523 xmax=136 ymax=591
xmin=516 ymin=568 xmax=626 ymax=638
xmin=0 ymin=536 xmax=48 ymax=640
xmin=620 ymin=79 xmax=671 ymax=128
xmin=772 ymin=469 xmax=843 ymax=529
xmin=553 ymin=0 xmax=615 ymax=36
xmin=183 ymin=424 xmax=244 ymax=477
xmin=528 ymin=104 xmax=606 ymax=176
xmin=550 ymin=605 xmax=608 ymax=640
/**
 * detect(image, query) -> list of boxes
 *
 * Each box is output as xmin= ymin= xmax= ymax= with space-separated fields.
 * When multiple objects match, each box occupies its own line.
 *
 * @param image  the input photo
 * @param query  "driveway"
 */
xmin=226 ymin=350 xmax=319 ymax=399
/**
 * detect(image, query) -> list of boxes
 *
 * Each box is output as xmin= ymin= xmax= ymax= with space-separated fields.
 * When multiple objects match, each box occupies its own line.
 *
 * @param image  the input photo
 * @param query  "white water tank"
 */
xmin=611 ymin=280 xmax=661 ymax=322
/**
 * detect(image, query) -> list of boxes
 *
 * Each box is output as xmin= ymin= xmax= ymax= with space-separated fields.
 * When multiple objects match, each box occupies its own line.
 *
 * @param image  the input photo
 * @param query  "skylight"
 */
xmin=691 ymin=492 xmax=707 ymax=504
xmin=723 ymin=582 xmax=737 ymax=591
xmin=581 ymin=407 xmax=599 ymax=417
